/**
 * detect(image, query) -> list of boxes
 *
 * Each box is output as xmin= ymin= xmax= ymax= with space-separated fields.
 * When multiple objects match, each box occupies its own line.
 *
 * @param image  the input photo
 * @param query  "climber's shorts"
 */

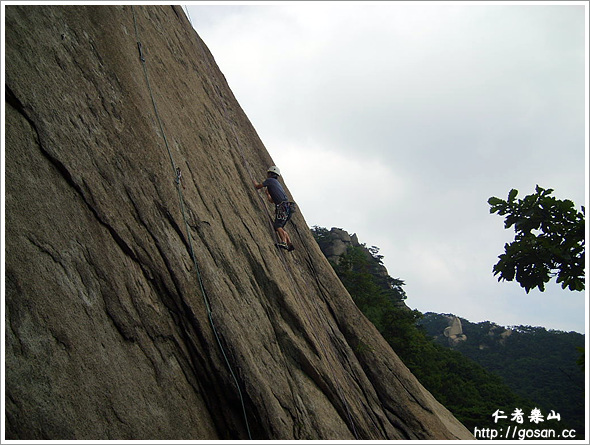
xmin=273 ymin=201 xmax=293 ymax=230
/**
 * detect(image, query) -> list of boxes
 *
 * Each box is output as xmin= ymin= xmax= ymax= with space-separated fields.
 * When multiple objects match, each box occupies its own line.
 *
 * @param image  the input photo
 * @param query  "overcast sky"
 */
xmin=184 ymin=2 xmax=588 ymax=334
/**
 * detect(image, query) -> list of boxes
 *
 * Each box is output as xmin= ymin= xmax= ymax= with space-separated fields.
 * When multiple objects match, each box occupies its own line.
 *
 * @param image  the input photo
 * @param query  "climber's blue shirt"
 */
xmin=262 ymin=177 xmax=288 ymax=204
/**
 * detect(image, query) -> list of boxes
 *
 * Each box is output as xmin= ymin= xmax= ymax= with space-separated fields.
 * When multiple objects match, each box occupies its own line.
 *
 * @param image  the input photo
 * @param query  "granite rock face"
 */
xmin=4 ymin=5 xmax=473 ymax=440
xmin=443 ymin=316 xmax=468 ymax=347
xmin=322 ymin=228 xmax=361 ymax=264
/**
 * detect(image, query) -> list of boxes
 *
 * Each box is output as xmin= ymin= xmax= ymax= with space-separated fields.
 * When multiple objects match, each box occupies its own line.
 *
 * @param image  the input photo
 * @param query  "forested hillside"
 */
xmin=312 ymin=226 xmax=582 ymax=437
xmin=420 ymin=313 xmax=585 ymax=436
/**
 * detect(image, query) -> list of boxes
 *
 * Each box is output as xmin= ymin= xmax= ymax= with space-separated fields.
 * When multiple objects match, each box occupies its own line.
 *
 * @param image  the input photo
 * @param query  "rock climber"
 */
xmin=254 ymin=166 xmax=295 ymax=251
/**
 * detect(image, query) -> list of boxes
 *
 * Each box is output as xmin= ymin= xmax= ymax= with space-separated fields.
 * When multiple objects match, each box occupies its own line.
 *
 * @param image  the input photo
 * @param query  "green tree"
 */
xmin=488 ymin=185 xmax=585 ymax=293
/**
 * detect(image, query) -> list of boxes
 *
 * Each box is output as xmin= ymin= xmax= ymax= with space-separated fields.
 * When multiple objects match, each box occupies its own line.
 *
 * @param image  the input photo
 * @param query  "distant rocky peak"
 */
xmin=318 ymin=227 xmax=360 ymax=263
xmin=442 ymin=315 xmax=467 ymax=346
xmin=315 ymin=227 xmax=388 ymax=275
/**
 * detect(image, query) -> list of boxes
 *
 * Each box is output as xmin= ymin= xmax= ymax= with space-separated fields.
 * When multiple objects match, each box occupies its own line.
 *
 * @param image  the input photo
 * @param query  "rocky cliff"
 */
xmin=4 ymin=5 xmax=473 ymax=440
xmin=443 ymin=316 xmax=468 ymax=347
xmin=320 ymin=228 xmax=362 ymax=264
xmin=315 ymin=227 xmax=411 ymax=311
xmin=421 ymin=313 xmax=515 ymax=349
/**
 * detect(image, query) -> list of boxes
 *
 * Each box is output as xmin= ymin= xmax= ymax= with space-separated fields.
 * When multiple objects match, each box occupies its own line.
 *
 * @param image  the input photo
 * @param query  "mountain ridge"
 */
xmin=419 ymin=312 xmax=585 ymax=435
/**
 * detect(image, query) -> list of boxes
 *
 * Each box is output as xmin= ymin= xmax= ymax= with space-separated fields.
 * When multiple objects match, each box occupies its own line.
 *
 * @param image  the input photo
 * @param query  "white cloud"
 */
xmin=273 ymin=142 xmax=406 ymax=230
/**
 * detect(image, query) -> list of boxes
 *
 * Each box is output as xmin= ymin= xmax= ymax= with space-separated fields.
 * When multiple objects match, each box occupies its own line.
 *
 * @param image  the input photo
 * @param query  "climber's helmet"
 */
xmin=267 ymin=165 xmax=281 ymax=177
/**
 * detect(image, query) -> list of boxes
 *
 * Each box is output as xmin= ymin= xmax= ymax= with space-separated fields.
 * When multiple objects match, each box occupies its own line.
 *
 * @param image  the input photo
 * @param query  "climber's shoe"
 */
xmin=287 ymin=243 xmax=295 ymax=252
xmin=275 ymin=242 xmax=289 ymax=250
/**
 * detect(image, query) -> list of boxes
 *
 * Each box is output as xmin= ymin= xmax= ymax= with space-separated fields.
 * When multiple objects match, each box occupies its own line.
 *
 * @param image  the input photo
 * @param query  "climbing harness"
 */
xmin=275 ymin=201 xmax=295 ymax=225
xmin=131 ymin=6 xmax=252 ymax=439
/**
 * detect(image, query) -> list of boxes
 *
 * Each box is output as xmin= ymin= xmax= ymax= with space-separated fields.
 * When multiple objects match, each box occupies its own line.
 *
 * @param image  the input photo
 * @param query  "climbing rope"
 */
xmin=277 ymin=223 xmax=360 ymax=439
xmin=189 ymin=19 xmax=362 ymax=439
xmin=131 ymin=6 xmax=252 ymax=439
xmin=182 ymin=5 xmax=194 ymax=26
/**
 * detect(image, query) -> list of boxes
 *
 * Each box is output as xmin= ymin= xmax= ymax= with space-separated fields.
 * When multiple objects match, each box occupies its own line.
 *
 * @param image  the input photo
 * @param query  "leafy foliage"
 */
xmin=488 ymin=186 xmax=585 ymax=293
